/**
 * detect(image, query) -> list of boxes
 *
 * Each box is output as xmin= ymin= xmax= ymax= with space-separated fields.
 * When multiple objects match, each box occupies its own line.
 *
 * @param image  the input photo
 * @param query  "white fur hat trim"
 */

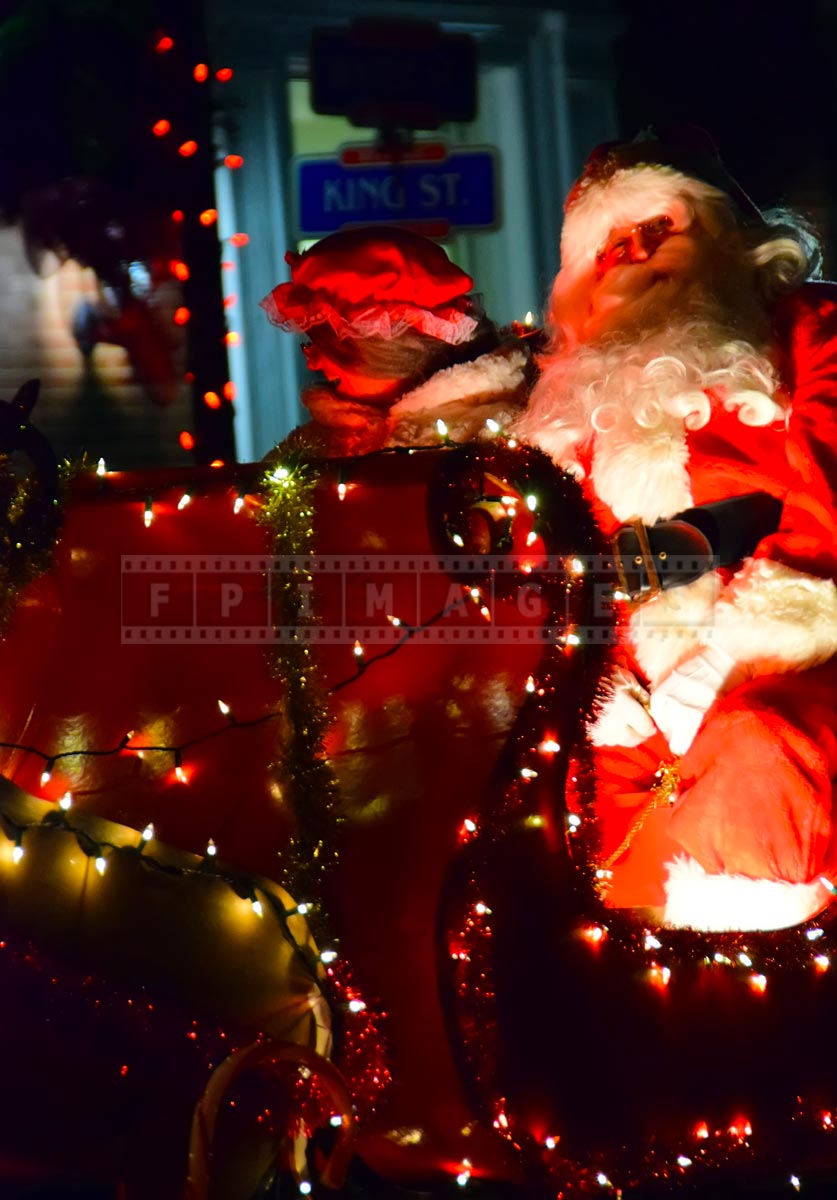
xmin=560 ymin=166 xmax=728 ymax=276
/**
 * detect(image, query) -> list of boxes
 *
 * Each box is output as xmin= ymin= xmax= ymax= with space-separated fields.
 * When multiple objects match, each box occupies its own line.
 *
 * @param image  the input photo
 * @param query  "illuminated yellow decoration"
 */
xmin=0 ymin=778 xmax=329 ymax=1046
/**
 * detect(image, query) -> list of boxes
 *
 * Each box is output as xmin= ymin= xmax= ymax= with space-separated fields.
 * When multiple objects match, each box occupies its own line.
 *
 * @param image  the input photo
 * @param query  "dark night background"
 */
xmin=613 ymin=0 xmax=837 ymax=267
xmin=2 ymin=0 xmax=836 ymax=238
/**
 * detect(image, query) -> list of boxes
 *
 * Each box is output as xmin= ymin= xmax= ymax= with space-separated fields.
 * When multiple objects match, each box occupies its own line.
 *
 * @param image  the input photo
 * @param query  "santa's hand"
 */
xmin=588 ymin=668 xmax=657 ymax=748
xmin=649 ymin=643 xmax=740 ymax=756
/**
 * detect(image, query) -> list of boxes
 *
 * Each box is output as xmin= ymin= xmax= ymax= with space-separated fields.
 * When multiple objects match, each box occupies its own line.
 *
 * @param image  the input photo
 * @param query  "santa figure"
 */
xmin=261 ymin=225 xmax=533 ymax=456
xmin=515 ymin=128 xmax=837 ymax=932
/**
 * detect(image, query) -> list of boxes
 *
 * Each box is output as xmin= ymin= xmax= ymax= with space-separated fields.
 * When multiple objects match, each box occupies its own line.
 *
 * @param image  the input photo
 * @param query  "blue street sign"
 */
xmin=294 ymin=147 xmax=498 ymax=237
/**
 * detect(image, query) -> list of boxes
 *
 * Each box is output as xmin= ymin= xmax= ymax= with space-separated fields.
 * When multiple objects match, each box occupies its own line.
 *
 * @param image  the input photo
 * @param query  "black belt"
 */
xmin=612 ymin=492 xmax=783 ymax=600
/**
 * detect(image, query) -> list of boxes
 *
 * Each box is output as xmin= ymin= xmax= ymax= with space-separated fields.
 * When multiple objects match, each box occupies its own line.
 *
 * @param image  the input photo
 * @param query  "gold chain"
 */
xmin=594 ymin=760 xmax=680 ymax=895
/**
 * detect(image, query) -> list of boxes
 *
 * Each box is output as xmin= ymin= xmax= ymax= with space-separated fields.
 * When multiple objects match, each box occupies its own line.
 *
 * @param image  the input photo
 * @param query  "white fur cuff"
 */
xmin=707 ymin=557 xmax=837 ymax=673
xmin=388 ymin=349 xmax=527 ymax=418
xmin=629 ymin=572 xmax=721 ymax=688
xmin=663 ymin=854 xmax=833 ymax=931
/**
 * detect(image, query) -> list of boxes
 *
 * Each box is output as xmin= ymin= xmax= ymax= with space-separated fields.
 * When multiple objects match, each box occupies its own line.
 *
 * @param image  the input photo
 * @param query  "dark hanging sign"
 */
xmin=310 ymin=21 xmax=477 ymax=130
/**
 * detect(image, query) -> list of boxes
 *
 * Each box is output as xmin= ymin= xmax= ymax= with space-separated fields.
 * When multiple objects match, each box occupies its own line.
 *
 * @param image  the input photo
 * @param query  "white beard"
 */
xmin=515 ymin=289 xmax=786 ymax=523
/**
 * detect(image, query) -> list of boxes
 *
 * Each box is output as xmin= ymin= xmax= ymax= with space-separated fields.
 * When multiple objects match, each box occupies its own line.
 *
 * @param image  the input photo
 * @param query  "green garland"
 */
xmin=0 ymin=456 xmax=66 ymax=638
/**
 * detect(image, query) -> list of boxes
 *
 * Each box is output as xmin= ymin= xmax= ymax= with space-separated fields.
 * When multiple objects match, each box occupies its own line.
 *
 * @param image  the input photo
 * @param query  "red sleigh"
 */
xmin=0 ymin=381 xmax=836 ymax=1198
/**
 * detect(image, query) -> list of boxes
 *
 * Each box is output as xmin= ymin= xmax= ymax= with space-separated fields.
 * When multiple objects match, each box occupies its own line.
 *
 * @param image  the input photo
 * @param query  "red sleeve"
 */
xmin=755 ymin=283 xmax=837 ymax=580
xmin=705 ymin=284 xmax=837 ymax=674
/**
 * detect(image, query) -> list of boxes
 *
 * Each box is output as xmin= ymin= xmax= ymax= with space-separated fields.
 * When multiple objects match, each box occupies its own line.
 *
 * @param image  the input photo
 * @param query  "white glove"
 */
xmin=649 ymin=643 xmax=740 ymax=756
xmin=588 ymin=667 xmax=657 ymax=748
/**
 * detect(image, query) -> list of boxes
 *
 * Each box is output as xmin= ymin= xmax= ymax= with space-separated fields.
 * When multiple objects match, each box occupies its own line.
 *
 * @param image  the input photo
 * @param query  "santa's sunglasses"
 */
xmin=594 ymin=215 xmax=676 ymax=279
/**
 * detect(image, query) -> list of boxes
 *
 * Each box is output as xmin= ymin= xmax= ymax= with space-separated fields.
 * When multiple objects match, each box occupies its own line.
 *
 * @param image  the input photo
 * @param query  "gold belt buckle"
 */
xmin=612 ymin=517 xmax=662 ymax=601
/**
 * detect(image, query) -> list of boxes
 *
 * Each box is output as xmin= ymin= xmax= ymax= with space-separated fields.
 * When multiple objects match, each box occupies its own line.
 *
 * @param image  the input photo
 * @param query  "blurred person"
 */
xmin=261 ymin=225 xmax=533 ymax=456
xmin=514 ymin=128 xmax=837 ymax=931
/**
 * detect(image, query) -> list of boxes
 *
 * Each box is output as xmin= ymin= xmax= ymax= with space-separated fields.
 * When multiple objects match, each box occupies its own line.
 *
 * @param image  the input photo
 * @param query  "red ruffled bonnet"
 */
xmin=261 ymin=226 xmax=479 ymax=345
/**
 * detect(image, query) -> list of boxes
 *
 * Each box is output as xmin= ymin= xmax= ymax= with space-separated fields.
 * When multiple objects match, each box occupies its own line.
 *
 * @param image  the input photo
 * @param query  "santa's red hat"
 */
xmin=559 ymin=127 xmax=763 ymax=278
xmin=261 ymin=226 xmax=479 ymax=345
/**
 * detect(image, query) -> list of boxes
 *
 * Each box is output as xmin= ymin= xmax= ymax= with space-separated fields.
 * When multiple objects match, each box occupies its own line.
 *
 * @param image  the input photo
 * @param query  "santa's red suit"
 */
xmin=517 ymin=131 xmax=837 ymax=931
xmin=588 ymin=280 xmax=837 ymax=929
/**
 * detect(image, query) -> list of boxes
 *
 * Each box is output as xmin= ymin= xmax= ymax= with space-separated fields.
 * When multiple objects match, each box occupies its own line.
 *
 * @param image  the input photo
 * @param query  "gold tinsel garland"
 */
xmin=256 ymin=450 xmax=342 ymax=925
xmin=256 ymin=451 xmax=392 ymax=1116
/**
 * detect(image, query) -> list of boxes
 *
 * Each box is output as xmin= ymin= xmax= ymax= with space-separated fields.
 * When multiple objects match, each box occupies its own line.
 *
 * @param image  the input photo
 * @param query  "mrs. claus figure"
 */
xmin=515 ymin=128 xmax=837 ymax=932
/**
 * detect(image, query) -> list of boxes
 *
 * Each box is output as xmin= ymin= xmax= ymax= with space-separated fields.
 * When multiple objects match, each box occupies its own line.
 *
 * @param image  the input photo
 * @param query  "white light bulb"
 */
xmin=337 ymin=481 xmax=347 ymax=500
xmin=320 ymin=950 xmax=337 ymax=964
xmin=141 ymin=823 xmax=154 ymax=842
xmin=526 ymin=494 xmax=537 ymax=512
xmin=297 ymin=903 xmax=310 ymax=915
xmin=96 ymin=458 xmax=107 ymax=476
xmin=436 ymin=418 xmax=448 ymax=438
xmin=59 ymin=792 xmax=73 ymax=811
xmin=177 ymin=493 xmax=191 ymax=510
xmin=485 ymin=418 xmax=500 ymax=433
xmin=12 ymin=844 xmax=24 ymax=863
xmin=217 ymin=699 xmax=230 ymax=716
xmin=233 ymin=494 xmax=245 ymax=514
xmin=206 ymin=839 xmax=217 ymax=857
xmin=95 ymin=856 xmax=107 ymax=875
xmin=252 ymin=899 xmax=264 ymax=917
xmin=348 ymin=998 xmax=366 ymax=1013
